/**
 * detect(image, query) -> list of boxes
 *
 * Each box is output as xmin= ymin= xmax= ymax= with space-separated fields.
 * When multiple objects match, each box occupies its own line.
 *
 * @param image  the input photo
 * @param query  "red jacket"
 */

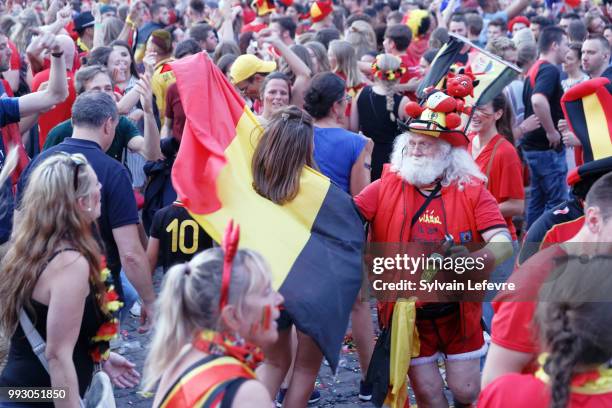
xmin=357 ymin=165 xmax=505 ymax=244
xmin=355 ymin=165 xmax=506 ymax=328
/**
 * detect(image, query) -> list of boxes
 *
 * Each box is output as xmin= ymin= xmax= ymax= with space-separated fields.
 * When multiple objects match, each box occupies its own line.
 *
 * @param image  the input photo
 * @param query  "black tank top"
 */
xmin=356 ymin=86 xmax=403 ymax=181
xmin=0 ymin=249 xmax=106 ymax=405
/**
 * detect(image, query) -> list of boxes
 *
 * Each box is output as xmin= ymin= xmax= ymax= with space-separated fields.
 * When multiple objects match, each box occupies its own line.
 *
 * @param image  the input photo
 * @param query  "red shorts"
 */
xmin=412 ymin=303 xmax=485 ymax=364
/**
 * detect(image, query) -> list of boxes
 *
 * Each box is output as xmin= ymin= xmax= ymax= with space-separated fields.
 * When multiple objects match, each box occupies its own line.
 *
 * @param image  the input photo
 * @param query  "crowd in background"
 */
xmin=0 ymin=0 xmax=611 ymax=407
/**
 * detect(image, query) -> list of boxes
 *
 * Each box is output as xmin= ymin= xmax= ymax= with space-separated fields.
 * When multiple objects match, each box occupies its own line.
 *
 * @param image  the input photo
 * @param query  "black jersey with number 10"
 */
xmin=150 ymin=203 xmax=214 ymax=271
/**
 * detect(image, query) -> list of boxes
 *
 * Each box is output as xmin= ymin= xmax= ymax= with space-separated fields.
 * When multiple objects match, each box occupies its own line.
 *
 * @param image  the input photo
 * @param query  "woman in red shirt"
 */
xmin=468 ymin=93 xmax=526 ymax=330
xmin=479 ymin=256 xmax=612 ymax=408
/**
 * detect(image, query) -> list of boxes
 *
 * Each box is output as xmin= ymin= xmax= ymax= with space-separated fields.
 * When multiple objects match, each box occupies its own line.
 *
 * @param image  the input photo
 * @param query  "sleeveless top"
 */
xmin=313 ymin=127 xmax=367 ymax=194
xmin=0 ymin=249 xmax=107 ymax=405
xmin=356 ymin=86 xmax=403 ymax=181
xmin=157 ymin=355 xmax=255 ymax=408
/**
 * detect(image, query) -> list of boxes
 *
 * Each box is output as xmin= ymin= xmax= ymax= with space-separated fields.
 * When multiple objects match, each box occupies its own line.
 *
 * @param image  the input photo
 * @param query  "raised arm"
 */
xmin=262 ymin=31 xmax=312 ymax=107
xmin=18 ymin=34 xmax=69 ymax=117
xmin=265 ymin=33 xmax=311 ymax=79
xmin=39 ymin=5 xmax=73 ymax=36
xmin=505 ymin=0 xmax=530 ymax=20
xmin=92 ymin=4 xmax=105 ymax=49
xmin=217 ymin=0 xmax=238 ymax=43
xmin=133 ymin=74 xmax=163 ymax=161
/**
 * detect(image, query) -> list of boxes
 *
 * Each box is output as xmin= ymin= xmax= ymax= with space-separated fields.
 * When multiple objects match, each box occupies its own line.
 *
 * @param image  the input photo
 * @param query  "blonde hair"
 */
xmin=143 ymin=248 xmax=271 ymax=391
xmin=329 ymin=40 xmax=365 ymax=89
xmin=346 ymin=20 xmax=377 ymax=59
xmin=0 ymin=153 xmax=104 ymax=337
xmin=373 ymin=53 xmax=402 ymax=122
xmin=486 ymin=36 xmax=516 ymax=59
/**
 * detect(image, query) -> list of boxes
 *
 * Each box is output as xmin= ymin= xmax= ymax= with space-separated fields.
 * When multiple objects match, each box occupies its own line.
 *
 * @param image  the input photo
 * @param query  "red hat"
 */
xmin=310 ymin=0 xmax=333 ymax=23
xmin=276 ymin=0 xmax=293 ymax=7
xmin=508 ymin=16 xmax=530 ymax=33
xmin=402 ymin=67 xmax=479 ymax=148
xmin=252 ymin=0 xmax=275 ymax=16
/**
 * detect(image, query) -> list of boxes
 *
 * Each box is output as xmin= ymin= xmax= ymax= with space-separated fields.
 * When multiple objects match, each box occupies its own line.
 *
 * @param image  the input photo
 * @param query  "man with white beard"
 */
xmin=355 ymin=129 xmax=512 ymax=407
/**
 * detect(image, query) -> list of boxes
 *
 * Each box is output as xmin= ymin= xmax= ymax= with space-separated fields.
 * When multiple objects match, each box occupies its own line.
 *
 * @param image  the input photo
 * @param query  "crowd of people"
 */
xmin=0 ymin=0 xmax=611 ymax=407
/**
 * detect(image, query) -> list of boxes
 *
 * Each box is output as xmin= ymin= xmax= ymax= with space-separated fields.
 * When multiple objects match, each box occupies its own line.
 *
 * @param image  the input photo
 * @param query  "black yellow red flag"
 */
xmin=170 ymin=53 xmax=364 ymax=371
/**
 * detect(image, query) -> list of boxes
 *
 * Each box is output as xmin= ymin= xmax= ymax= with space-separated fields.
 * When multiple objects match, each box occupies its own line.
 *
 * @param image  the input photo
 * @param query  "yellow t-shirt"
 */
xmin=152 ymin=57 xmax=176 ymax=125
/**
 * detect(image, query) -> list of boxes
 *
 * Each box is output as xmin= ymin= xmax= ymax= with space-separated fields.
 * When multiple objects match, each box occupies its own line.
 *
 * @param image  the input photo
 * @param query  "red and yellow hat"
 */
xmin=405 ymin=105 xmax=470 ymax=147
xmin=401 ymin=9 xmax=429 ymax=39
xmin=252 ymin=0 xmax=275 ymax=16
xmin=310 ymin=0 xmax=333 ymax=23
xmin=508 ymin=16 xmax=530 ymax=33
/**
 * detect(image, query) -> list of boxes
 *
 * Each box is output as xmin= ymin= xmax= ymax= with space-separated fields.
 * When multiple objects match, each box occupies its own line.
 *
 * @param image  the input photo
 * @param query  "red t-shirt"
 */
xmin=31 ymin=69 xmax=77 ymax=149
xmin=479 ymin=372 xmax=612 ymax=408
xmin=468 ymin=133 xmax=525 ymax=240
xmin=242 ymin=6 xmax=256 ymax=25
xmin=410 ymin=191 xmax=446 ymax=243
xmin=491 ymin=245 xmax=567 ymax=362
xmin=241 ymin=22 xmax=268 ymax=33
xmin=355 ymin=177 xmax=506 ymax=242
xmin=407 ymin=36 xmax=429 ymax=63
xmin=398 ymin=53 xmax=421 ymax=101
xmin=8 ymin=40 xmax=20 ymax=70
xmin=541 ymin=217 xmax=584 ymax=246
xmin=165 ymin=82 xmax=185 ymax=142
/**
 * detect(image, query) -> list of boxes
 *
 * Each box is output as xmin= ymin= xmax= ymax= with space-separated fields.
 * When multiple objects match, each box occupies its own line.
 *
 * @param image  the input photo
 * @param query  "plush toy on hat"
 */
xmin=403 ymin=66 xmax=480 ymax=147
xmin=252 ymin=0 xmax=275 ymax=16
xmin=310 ymin=0 xmax=333 ymax=23
xmin=405 ymin=66 xmax=479 ymax=131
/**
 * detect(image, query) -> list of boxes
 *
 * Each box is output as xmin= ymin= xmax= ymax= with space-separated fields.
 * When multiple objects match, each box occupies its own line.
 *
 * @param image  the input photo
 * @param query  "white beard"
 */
xmin=390 ymin=133 xmax=487 ymax=189
xmin=396 ymin=150 xmax=451 ymax=186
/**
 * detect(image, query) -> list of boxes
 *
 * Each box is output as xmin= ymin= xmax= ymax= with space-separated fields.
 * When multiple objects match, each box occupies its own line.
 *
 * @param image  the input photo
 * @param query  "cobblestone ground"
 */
xmin=114 ymin=271 xmax=452 ymax=407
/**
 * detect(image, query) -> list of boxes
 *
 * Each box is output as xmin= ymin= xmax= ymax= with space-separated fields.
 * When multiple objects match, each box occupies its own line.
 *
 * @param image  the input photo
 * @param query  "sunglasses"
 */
xmin=59 ymin=153 xmax=87 ymax=191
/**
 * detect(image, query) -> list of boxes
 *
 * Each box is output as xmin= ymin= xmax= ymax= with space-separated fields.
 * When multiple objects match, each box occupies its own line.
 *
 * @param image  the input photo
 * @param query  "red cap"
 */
xmin=310 ymin=0 xmax=333 ymax=23
xmin=508 ymin=16 xmax=530 ymax=33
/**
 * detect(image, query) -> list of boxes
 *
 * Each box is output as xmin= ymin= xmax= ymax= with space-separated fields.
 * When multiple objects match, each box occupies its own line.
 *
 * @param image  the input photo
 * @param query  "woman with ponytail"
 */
xmin=479 ymin=255 xmax=612 ymax=407
xmin=350 ymin=53 xmax=409 ymax=181
xmin=143 ymin=234 xmax=283 ymax=407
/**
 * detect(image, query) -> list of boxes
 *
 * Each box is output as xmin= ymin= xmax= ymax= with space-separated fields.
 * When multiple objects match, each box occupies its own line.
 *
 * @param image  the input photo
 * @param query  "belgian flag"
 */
xmin=561 ymin=77 xmax=612 ymax=163
xmin=417 ymin=34 xmax=521 ymax=108
xmin=170 ymin=53 xmax=364 ymax=371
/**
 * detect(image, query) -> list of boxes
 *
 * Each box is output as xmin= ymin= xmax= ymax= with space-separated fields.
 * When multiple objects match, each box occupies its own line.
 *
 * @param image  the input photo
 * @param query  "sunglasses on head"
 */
xmin=59 ymin=153 xmax=87 ymax=191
